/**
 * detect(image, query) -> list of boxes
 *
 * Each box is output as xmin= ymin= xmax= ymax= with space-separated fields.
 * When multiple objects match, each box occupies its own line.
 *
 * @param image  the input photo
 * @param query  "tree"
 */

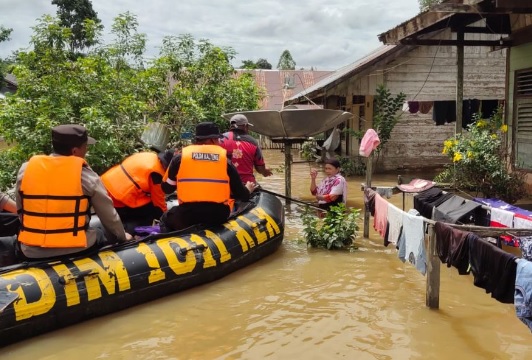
xmin=255 ymin=58 xmax=272 ymax=69
xmin=372 ymin=84 xmax=406 ymax=165
xmin=419 ymin=0 xmax=442 ymax=11
xmin=240 ymin=59 xmax=257 ymax=69
xmin=0 ymin=14 xmax=262 ymax=189
xmin=0 ymin=25 xmax=13 ymax=87
xmin=52 ymin=0 xmax=103 ymax=53
xmin=0 ymin=26 xmax=12 ymax=43
xmin=277 ymin=50 xmax=295 ymax=70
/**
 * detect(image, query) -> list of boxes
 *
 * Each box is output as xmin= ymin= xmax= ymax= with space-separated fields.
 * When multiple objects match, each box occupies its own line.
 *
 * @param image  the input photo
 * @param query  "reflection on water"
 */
xmin=4 ymin=150 xmax=531 ymax=359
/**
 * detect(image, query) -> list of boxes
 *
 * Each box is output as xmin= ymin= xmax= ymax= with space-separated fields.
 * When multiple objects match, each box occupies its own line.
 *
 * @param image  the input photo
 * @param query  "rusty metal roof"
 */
xmin=287 ymin=45 xmax=399 ymax=102
xmin=234 ymin=70 xmax=332 ymax=110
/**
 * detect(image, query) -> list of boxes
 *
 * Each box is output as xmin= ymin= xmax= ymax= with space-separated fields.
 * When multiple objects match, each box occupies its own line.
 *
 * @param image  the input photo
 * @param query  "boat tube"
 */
xmin=0 ymin=191 xmax=284 ymax=346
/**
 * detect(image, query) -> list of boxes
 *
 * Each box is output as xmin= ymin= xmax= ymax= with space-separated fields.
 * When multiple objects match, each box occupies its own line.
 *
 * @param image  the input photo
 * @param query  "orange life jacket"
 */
xmin=177 ymin=145 xmax=231 ymax=209
xmin=101 ymin=152 xmax=165 ymax=209
xmin=18 ymin=155 xmax=90 ymax=248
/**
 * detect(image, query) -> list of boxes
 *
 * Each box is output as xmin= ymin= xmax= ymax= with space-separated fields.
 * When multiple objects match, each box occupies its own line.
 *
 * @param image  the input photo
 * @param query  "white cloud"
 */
xmin=0 ymin=0 xmax=420 ymax=70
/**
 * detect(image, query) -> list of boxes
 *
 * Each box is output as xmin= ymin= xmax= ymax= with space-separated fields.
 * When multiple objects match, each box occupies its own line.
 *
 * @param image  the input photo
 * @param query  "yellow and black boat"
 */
xmin=0 ymin=191 xmax=284 ymax=346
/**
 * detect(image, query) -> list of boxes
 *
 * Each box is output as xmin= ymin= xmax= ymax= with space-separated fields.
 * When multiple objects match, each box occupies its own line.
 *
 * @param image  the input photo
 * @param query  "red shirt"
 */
xmin=220 ymin=130 xmax=265 ymax=183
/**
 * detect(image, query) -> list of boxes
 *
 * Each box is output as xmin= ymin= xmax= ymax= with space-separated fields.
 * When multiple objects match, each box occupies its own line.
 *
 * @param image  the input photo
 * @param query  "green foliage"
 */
xmin=302 ymin=203 xmax=361 ymax=250
xmin=373 ymin=84 xmax=406 ymax=154
xmin=277 ymin=50 xmax=296 ymax=70
xmin=239 ymin=58 xmax=272 ymax=70
xmin=255 ymin=58 xmax=272 ymax=69
xmin=52 ymin=0 xmax=103 ymax=53
xmin=0 ymin=14 xmax=262 ymax=189
xmin=240 ymin=60 xmax=257 ymax=69
xmin=300 ymin=140 xmax=317 ymax=161
xmin=0 ymin=25 xmax=12 ymax=43
xmin=337 ymin=156 xmax=365 ymax=177
xmin=419 ymin=0 xmax=443 ymax=11
xmin=0 ymin=25 xmax=13 ymax=87
xmin=435 ymin=108 xmax=527 ymax=204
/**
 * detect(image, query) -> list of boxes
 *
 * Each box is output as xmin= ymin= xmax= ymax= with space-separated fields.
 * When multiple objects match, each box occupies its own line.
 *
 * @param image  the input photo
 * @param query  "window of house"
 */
xmin=514 ymin=68 xmax=532 ymax=170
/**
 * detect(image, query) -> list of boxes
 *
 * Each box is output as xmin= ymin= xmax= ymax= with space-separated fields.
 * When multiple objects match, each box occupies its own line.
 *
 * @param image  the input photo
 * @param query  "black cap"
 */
xmin=52 ymin=124 xmax=96 ymax=148
xmin=195 ymin=122 xmax=223 ymax=140
xmin=157 ymin=149 xmax=176 ymax=169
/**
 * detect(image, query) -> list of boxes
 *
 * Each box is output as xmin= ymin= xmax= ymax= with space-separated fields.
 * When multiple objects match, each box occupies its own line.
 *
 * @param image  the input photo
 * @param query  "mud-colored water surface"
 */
xmin=3 ymin=150 xmax=531 ymax=359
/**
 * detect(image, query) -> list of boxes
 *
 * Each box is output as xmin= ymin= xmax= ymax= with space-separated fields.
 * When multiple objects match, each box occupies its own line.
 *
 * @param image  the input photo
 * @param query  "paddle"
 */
xmin=258 ymin=188 xmax=326 ymax=211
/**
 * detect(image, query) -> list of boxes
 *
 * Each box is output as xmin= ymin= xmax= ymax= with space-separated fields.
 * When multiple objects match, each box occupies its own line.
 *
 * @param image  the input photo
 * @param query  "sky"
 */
xmin=0 ymin=0 xmax=421 ymax=71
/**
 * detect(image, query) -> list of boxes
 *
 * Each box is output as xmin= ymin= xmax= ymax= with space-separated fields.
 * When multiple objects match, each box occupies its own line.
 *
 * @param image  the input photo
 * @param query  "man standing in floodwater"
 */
xmin=220 ymin=114 xmax=272 ymax=184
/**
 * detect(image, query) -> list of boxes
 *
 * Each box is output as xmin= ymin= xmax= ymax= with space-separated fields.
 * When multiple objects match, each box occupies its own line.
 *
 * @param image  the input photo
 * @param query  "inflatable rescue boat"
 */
xmin=0 ymin=191 xmax=284 ymax=346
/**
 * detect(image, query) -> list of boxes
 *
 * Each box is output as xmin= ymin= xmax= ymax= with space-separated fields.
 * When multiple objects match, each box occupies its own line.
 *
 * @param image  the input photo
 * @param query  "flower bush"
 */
xmin=302 ymin=203 xmax=361 ymax=250
xmin=435 ymin=108 xmax=527 ymax=203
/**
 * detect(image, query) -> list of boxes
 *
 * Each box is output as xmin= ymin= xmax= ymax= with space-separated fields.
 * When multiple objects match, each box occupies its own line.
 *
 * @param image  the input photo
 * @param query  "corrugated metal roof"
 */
xmin=235 ymin=69 xmax=332 ymax=110
xmin=287 ymin=45 xmax=397 ymax=102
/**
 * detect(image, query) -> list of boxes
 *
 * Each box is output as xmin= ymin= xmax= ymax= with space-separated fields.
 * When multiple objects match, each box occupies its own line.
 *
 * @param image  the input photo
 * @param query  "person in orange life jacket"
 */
xmin=101 ymin=149 xmax=175 ymax=233
xmin=160 ymin=122 xmax=256 ymax=232
xmin=310 ymin=158 xmax=347 ymax=211
xmin=219 ymin=114 xmax=272 ymax=184
xmin=15 ymin=124 xmax=132 ymax=259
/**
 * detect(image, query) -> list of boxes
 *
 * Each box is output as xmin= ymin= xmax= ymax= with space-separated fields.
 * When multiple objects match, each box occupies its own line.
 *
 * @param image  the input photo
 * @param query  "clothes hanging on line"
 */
xmin=515 ymin=259 xmax=532 ymax=332
xmin=434 ymin=221 xmax=471 ymax=275
xmin=433 ymin=195 xmax=483 ymax=224
xmin=434 ymin=221 xmax=517 ymax=304
xmin=397 ymin=209 xmax=427 ymax=275
xmin=419 ymin=101 xmax=434 ymax=114
xmin=432 ymin=101 xmax=456 ymax=125
xmin=413 ymin=187 xmax=454 ymax=220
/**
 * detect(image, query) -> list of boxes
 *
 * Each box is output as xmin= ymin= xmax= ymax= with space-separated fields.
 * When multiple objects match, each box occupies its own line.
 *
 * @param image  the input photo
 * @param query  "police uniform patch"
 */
xmin=192 ymin=152 xmax=220 ymax=161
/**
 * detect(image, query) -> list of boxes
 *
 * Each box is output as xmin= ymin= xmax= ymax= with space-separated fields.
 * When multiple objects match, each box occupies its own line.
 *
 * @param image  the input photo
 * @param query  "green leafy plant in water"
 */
xmin=300 ymin=140 xmax=318 ymax=161
xmin=337 ymin=156 xmax=365 ymax=176
xmin=302 ymin=203 xmax=361 ymax=250
xmin=434 ymin=107 xmax=527 ymax=204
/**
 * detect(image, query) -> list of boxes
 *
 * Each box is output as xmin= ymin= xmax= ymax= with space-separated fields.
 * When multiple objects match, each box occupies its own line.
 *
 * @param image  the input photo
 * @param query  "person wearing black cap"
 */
xmin=101 ymin=149 xmax=176 ymax=233
xmin=14 ymin=124 xmax=131 ymax=259
xmin=220 ymin=113 xmax=272 ymax=184
xmin=161 ymin=122 xmax=256 ymax=231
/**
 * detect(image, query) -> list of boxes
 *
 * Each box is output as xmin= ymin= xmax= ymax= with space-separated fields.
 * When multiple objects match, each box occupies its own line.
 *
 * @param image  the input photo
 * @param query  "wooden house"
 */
xmin=378 ymin=0 xmax=532 ymax=188
xmin=287 ymin=4 xmax=507 ymax=172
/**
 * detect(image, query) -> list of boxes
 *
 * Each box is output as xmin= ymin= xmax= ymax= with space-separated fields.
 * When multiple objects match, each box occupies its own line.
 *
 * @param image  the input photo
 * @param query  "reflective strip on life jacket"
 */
xmin=177 ymin=145 xmax=230 ymax=206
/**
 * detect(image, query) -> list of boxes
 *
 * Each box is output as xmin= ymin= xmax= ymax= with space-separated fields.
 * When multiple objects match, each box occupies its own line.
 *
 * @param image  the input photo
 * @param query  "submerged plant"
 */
xmin=301 ymin=203 xmax=361 ymax=250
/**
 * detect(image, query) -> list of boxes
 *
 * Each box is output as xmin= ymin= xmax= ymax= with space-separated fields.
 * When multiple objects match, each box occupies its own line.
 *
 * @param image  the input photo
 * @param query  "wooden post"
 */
xmin=456 ymin=29 xmax=464 ymax=134
xmin=363 ymin=154 xmax=373 ymax=238
xmin=426 ymin=224 xmax=440 ymax=309
xmin=284 ymin=140 xmax=292 ymax=203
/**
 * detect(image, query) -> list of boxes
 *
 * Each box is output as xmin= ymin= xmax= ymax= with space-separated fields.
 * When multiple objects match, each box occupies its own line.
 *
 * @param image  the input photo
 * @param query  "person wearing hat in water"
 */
xmin=161 ymin=121 xmax=256 ymax=232
xmin=15 ymin=124 xmax=132 ymax=259
xmin=101 ymin=148 xmax=176 ymax=233
xmin=219 ymin=113 xmax=272 ymax=184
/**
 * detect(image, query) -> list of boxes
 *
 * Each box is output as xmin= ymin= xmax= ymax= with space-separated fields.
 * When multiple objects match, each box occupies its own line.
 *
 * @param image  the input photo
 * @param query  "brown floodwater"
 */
xmin=3 ymin=149 xmax=531 ymax=359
